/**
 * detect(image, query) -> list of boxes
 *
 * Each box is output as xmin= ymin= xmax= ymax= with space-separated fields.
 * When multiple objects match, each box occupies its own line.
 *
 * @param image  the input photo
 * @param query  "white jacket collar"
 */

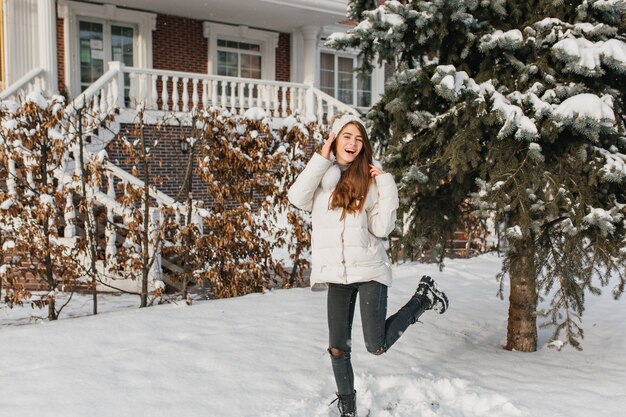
xmin=321 ymin=163 xmax=341 ymax=191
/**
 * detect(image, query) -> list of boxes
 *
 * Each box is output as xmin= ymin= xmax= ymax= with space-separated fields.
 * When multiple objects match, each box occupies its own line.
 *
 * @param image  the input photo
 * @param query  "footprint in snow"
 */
xmin=256 ymin=373 xmax=523 ymax=417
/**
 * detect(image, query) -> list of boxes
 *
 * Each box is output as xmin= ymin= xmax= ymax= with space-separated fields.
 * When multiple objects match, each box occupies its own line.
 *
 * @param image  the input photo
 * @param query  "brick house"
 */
xmin=1 ymin=0 xmax=386 ymax=111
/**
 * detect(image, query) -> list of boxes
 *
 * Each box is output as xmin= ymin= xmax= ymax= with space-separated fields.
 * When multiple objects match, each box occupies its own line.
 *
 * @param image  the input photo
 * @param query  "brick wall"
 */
xmin=153 ymin=14 xmax=208 ymax=74
xmin=56 ymin=18 xmax=66 ymax=95
xmin=107 ymin=124 xmax=206 ymax=203
xmin=107 ymin=122 xmax=306 ymax=210
xmin=276 ymin=33 xmax=290 ymax=82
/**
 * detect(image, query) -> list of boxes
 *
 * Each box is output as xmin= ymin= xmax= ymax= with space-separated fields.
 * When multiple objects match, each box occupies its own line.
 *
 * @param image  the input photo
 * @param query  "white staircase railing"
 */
xmin=311 ymin=88 xmax=360 ymax=122
xmin=66 ymin=62 xmax=124 ymax=118
xmin=64 ymin=61 xmax=198 ymax=218
xmin=0 ymin=68 xmax=46 ymax=101
xmin=55 ymin=63 xmax=202 ymax=288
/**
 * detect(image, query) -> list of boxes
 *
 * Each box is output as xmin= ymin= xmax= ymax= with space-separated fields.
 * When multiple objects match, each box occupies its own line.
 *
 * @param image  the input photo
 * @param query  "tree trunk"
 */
xmin=505 ymin=237 xmax=538 ymax=352
xmin=41 ymin=144 xmax=58 ymax=321
xmin=140 ymin=115 xmax=149 ymax=308
xmin=0 ymin=234 xmax=3 ymax=303
xmin=78 ymin=112 xmax=98 ymax=315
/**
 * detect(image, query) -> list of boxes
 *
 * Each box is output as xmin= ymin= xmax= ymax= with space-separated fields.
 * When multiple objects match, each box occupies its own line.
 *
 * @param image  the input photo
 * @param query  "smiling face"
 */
xmin=334 ymin=123 xmax=364 ymax=165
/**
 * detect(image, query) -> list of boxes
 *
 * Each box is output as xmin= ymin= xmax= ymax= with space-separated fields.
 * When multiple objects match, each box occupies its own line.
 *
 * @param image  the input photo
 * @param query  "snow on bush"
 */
xmin=583 ymin=207 xmax=623 ymax=236
xmin=506 ymin=226 xmax=523 ymax=240
xmin=552 ymin=37 xmax=626 ymax=76
xmin=25 ymin=91 xmax=48 ymax=109
xmin=479 ymin=29 xmax=524 ymax=51
xmin=553 ymin=93 xmax=616 ymax=140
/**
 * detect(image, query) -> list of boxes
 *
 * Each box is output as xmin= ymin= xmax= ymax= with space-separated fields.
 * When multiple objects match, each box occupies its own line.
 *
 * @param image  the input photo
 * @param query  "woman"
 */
xmin=288 ymin=114 xmax=448 ymax=417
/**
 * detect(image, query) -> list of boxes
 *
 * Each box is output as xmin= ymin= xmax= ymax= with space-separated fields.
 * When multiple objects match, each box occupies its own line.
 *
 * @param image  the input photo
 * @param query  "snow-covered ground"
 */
xmin=0 ymin=254 xmax=624 ymax=417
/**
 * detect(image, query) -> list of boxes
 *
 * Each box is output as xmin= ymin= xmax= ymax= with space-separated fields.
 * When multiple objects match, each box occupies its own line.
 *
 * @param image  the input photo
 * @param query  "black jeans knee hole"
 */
xmin=328 ymin=347 xmax=345 ymax=358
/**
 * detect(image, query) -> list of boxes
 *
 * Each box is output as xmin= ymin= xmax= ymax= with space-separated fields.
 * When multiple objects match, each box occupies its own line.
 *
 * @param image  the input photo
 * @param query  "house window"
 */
xmin=58 ymin=1 xmax=156 ymax=99
xmin=216 ymin=39 xmax=262 ymax=79
xmin=79 ymin=20 xmax=134 ymax=98
xmin=203 ymin=23 xmax=278 ymax=82
xmin=320 ymin=52 xmax=372 ymax=108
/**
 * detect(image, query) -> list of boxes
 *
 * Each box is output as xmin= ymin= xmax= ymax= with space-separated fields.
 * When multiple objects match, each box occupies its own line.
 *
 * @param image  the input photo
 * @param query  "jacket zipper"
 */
xmin=341 ymin=217 xmax=347 ymax=282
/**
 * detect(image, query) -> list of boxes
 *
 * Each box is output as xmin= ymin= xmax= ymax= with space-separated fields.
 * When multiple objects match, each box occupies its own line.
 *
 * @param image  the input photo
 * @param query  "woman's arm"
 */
xmin=367 ymin=172 xmax=399 ymax=238
xmin=287 ymin=152 xmax=333 ymax=211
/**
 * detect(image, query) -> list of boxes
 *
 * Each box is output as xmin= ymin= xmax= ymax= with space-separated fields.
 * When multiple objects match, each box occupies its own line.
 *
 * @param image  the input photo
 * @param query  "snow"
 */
xmin=583 ymin=207 xmax=622 ymax=236
xmin=1 ymin=119 xmax=18 ymax=132
xmin=1 ymin=100 xmax=19 ymax=114
xmin=554 ymin=93 xmax=615 ymax=124
xmin=595 ymin=146 xmax=626 ymax=182
xmin=552 ymin=37 xmax=626 ymax=75
xmin=1 ymin=240 xmax=15 ymax=250
xmin=431 ymin=66 xmax=479 ymax=100
xmin=25 ymin=91 xmax=48 ymax=109
xmin=281 ymin=115 xmax=298 ymax=131
xmin=479 ymin=29 xmax=524 ymax=51
xmin=48 ymin=127 xmax=64 ymax=140
xmin=243 ymin=107 xmax=267 ymax=121
xmin=506 ymin=225 xmax=523 ymax=240
xmin=326 ymin=32 xmax=348 ymax=43
xmin=535 ymin=18 xmax=564 ymax=30
xmin=0 ymin=198 xmax=13 ymax=210
xmin=593 ymin=0 xmax=624 ymax=11
xmin=381 ymin=12 xmax=404 ymax=27
xmin=489 ymin=91 xmax=538 ymax=140
xmin=354 ymin=20 xmax=372 ymax=32
xmin=1 ymin=255 xmax=623 ymax=417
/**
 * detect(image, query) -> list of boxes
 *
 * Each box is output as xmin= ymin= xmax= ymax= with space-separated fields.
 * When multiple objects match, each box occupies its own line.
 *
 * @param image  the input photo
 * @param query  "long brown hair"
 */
xmin=329 ymin=121 xmax=373 ymax=219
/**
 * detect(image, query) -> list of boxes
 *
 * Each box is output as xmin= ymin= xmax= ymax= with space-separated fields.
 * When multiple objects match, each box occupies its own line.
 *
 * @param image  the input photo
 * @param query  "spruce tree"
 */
xmin=330 ymin=0 xmax=626 ymax=351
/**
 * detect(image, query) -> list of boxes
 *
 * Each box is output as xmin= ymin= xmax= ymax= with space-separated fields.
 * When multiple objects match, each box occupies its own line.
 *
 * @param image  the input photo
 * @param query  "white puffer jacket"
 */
xmin=288 ymin=153 xmax=399 ymax=286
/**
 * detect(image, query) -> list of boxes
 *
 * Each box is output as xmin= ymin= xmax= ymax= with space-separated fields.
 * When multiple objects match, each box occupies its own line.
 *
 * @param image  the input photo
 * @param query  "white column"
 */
xmin=64 ymin=194 xmax=77 ymax=238
xmin=38 ymin=0 xmax=59 ymax=94
xmin=300 ymin=26 xmax=320 ymax=86
xmin=290 ymin=30 xmax=304 ymax=84
xmin=4 ymin=0 xmax=38 ymax=86
xmin=7 ymin=158 xmax=17 ymax=196
xmin=191 ymin=202 xmax=203 ymax=235
xmin=301 ymin=26 xmax=320 ymax=118
xmin=148 ymin=207 xmax=162 ymax=283
xmin=105 ymin=173 xmax=117 ymax=265
xmin=108 ymin=61 xmax=125 ymax=109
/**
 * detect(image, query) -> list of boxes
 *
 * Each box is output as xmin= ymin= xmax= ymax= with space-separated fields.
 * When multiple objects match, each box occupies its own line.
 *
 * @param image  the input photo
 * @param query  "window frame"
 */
xmin=58 ymin=0 xmax=156 ymax=98
xmin=318 ymin=48 xmax=373 ymax=110
xmin=203 ymin=22 xmax=279 ymax=81
xmin=216 ymin=38 xmax=263 ymax=79
xmin=77 ymin=18 xmax=137 ymax=93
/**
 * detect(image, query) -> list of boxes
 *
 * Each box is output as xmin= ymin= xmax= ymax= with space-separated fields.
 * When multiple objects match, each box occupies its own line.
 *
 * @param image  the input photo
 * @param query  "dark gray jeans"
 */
xmin=327 ymin=280 xmax=428 ymax=395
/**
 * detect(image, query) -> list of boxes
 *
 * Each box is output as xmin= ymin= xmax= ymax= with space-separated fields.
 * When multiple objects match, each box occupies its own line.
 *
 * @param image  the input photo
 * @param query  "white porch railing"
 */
xmin=119 ymin=63 xmax=360 ymax=123
xmin=0 ymin=68 xmax=46 ymax=101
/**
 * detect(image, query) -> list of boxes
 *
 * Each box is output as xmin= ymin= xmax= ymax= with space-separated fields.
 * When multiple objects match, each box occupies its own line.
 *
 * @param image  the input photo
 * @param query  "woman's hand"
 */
xmin=369 ymin=164 xmax=385 ymax=178
xmin=320 ymin=132 xmax=336 ymax=160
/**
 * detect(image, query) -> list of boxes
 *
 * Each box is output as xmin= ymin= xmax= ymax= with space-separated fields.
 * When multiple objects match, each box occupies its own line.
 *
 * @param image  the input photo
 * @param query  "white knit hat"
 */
xmin=330 ymin=113 xmax=366 ymax=137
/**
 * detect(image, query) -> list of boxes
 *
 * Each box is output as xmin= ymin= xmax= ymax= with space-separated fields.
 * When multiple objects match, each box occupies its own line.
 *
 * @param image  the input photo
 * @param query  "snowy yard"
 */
xmin=0 ymin=254 xmax=624 ymax=417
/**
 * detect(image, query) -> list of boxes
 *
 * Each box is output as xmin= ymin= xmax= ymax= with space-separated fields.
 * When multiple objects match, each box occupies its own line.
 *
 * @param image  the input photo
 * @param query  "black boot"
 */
xmin=414 ymin=275 xmax=449 ymax=314
xmin=332 ymin=390 xmax=357 ymax=417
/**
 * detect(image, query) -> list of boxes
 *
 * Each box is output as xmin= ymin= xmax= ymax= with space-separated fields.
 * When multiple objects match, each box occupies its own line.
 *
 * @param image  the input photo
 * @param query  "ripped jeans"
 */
xmin=327 ymin=280 xmax=429 ymax=395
